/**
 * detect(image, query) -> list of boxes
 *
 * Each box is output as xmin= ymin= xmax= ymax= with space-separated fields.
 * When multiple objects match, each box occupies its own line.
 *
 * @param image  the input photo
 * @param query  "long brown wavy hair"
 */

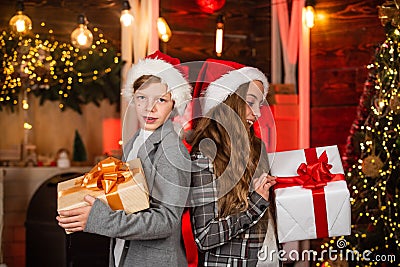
xmin=190 ymin=83 xmax=274 ymax=228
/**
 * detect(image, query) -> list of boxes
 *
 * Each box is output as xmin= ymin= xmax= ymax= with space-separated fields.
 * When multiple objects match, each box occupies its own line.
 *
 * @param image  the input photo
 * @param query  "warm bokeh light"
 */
xmin=304 ymin=5 xmax=315 ymax=28
xmin=215 ymin=15 xmax=224 ymax=57
xmin=157 ymin=17 xmax=172 ymax=42
xmin=70 ymin=15 xmax=93 ymax=49
xmin=120 ymin=10 xmax=134 ymax=27
xmin=23 ymin=122 xmax=33 ymax=130
xmin=9 ymin=11 xmax=32 ymax=34
xmin=215 ymin=28 xmax=223 ymax=56
xmin=71 ymin=24 xmax=93 ymax=49
xmin=22 ymin=99 xmax=29 ymax=110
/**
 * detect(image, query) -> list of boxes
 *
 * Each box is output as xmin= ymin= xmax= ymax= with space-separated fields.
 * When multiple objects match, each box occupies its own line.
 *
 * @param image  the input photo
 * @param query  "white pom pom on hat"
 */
xmin=195 ymin=59 xmax=269 ymax=116
xmin=122 ymin=50 xmax=192 ymax=116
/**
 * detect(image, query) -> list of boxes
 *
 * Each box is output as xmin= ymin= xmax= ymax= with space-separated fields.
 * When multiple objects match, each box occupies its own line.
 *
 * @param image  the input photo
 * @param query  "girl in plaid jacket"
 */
xmin=189 ymin=59 xmax=280 ymax=267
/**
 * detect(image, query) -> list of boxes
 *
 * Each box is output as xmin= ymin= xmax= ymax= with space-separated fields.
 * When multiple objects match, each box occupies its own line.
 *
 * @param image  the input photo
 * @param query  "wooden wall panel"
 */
xmin=311 ymin=68 xmax=368 ymax=106
xmin=161 ymin=0 xmax=271 ymax=74
xmin=310 ymin=0 xmax=385 ymax=147
xmin=311 ymin=106 xmax=358 ymax=152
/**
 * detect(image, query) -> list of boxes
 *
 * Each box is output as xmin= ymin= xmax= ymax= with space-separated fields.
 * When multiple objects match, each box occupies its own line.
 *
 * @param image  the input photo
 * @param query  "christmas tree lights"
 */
xmin=319 ymin=2 xmax=400 ymax=266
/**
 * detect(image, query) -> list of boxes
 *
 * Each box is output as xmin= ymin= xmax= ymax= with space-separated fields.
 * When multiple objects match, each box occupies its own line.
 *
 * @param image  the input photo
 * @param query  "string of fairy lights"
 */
xmin=0 ymin=23 xmax=121 ymax=111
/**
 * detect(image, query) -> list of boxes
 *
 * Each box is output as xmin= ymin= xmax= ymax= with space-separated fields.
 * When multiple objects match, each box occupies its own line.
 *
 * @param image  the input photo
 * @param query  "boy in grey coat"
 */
xmin=57 ymin=51 xmax=192 ymax=267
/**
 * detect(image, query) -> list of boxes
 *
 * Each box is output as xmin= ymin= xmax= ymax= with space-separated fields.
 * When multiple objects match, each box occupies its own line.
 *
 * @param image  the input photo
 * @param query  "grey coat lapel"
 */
xmin=137 ymin=120 xmax=175 ymax=192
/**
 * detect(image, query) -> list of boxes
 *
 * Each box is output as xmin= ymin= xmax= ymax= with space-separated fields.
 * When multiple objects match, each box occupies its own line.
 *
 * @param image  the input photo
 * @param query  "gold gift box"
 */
xmin=57 ymin=157 xmax=149 ymax=215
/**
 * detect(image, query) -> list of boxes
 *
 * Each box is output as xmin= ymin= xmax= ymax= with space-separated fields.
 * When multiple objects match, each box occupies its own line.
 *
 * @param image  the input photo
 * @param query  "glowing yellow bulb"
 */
xmin=22 ymin=100 xmax=29 ymax=110
xmin=71 ymin=24 xmax=93 ymax=49
xmin=13 ymin=16 xmax=30 ymax=33
xmin=77 ymin=32 xmax=88 ymax=45
xmin=157 ymin=17 xmax=172 ymax=43
xmin=120 ymin=10 xmax=134 ymax=27
xmin=24 ymin=122 xmax=33 ymax=130
xmin=304 ymin=5 xmax=315 ymax=28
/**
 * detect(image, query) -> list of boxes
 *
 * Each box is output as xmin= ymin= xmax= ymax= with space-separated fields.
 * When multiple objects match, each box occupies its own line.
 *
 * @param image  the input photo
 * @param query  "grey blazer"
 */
xmin=84 ymin=120 xmax=191 ymax=267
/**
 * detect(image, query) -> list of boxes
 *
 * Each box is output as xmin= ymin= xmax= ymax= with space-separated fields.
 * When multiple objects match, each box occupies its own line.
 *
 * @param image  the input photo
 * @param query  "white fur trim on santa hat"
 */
xmin=202 ymin=66 xmax=269 ymax=115
xmin=122 ymin=57 xmax=192 ymax=116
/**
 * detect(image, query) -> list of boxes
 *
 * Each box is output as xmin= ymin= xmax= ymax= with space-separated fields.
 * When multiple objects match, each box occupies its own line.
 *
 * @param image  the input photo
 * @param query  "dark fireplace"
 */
xmin=25 ymin=172 xmax=109 ymax=267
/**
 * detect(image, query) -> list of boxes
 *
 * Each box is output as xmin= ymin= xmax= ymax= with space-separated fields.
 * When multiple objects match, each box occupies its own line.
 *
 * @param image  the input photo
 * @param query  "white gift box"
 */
xmin=268 ymin=145 xmax=351 ymax=243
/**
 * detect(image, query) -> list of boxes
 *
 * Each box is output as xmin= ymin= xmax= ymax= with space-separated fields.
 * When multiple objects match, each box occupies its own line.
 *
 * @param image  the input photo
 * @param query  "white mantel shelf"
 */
xmin=1 ymin=166 xmax=91 ymax=203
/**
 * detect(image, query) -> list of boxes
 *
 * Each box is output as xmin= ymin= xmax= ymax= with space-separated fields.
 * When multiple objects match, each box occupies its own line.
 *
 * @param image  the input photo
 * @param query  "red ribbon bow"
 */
xmin=275 ymin=150 xmax=343 ymax=190
xmin=296 ymin=151 xmax=335 ymax=189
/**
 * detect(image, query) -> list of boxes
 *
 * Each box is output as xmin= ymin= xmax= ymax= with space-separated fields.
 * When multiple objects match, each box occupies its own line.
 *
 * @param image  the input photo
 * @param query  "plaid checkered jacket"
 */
xmin=190 ymin=152 xmax=277 ymax=267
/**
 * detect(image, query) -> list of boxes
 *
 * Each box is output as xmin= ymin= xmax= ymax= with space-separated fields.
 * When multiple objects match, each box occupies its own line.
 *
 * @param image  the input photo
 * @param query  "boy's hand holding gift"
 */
xmin=268 ymin=145 xmax=351 ymax=243
xmin=57 ymin=157 xmax=150 ymax=233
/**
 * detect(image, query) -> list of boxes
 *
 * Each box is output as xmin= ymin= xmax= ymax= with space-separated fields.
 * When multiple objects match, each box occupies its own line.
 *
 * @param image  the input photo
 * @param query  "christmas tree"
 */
xmin=320 ymin=2 xmax=400 ymax=266
xmin=72 ymin=130 xmax=87 ymax=162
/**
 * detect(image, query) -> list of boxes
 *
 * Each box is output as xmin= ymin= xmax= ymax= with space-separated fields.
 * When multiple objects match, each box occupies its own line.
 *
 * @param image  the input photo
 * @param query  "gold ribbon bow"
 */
xmin=80 ymin=157 xmax=136 ymax=210
xmin=81 ymin=157 xmax=132 ymax=194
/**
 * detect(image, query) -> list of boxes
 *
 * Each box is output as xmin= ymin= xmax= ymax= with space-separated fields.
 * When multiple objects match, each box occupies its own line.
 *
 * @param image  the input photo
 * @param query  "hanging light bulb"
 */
xmin=120 ymin=0 xmax=134 ymax=27
xmin=9 ymin=0 xmax=32 ymax=35
xmin=157 ymin=17 xmax=172 ymax=42
xmin=304 ymin=0 xmax=316 ymax=28
xmin=215 ymin=14 xmax=224 ymax=57
xmin=70 ymin=14 xmax=93 ymax=49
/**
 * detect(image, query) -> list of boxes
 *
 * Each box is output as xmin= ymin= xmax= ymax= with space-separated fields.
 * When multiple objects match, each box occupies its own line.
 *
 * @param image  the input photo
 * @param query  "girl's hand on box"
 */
xmin=56 ymin=195 xmax=95 ymax=233
xmin=253 ymin=173 xmax=276 ymax=201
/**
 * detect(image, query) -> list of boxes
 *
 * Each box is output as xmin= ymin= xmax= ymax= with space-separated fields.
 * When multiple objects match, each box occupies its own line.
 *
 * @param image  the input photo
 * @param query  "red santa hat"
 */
xmin=194 ymin=59 xmax=269 ymax=116
xmin=122 ymin=50 xmax=192 ymax=116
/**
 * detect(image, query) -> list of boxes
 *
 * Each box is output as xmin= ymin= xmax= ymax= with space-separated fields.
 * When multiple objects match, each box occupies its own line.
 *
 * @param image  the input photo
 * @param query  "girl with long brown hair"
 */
xmin=189 ymin=59 xmax=279 ymax=267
